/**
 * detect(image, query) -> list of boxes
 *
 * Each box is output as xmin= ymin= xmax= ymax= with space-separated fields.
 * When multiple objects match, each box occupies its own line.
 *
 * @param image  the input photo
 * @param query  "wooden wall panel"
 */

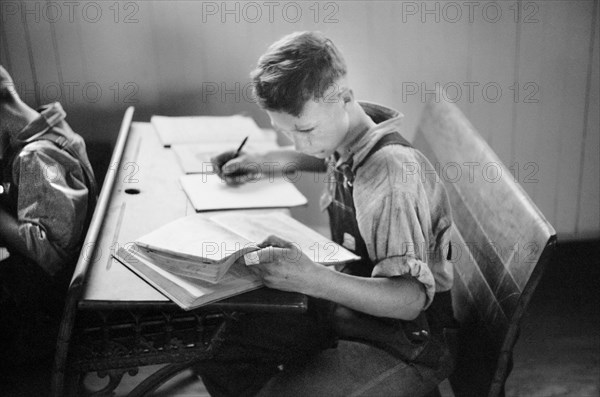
xmin=25 ymin=16 xmax=60 ymax=107
xmin=345 ymin=1 xmax=473 ymax=142
xmin=113 ymin=2 xmax=161 ymax=114
xmin=577 ymin=3 xmax=600 ymax=237
xmin=147 ymin=2 xmax=188 ymax=114
xmin=0 ymin=24 xmax=12 ymax=70
xmin=2 ymin=4 xmax=37 ymax=106
xmin=1 ymin=0 xmax=597 ymax=238
xmin=377 ymin=1 xmax=423 ymax=136
xmin=552 ymin=2 xmax=595 ymax=234
xmin=517 ymin=1 xmax=593 ymax=232
xmin=466 ymin=3 xmax=517 ymax=165
xmin=512 ymin=1 xmax=546 ymax=220
xmin=49 ymin=16 xmax=87 ymax=113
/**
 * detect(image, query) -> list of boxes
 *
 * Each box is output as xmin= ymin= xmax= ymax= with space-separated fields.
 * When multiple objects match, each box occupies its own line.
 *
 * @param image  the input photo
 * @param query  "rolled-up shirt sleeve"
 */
xmin=13 ymin=141 xmax=89 ymax=275
xmin=354 ymin=146 xmax=444 ymax=309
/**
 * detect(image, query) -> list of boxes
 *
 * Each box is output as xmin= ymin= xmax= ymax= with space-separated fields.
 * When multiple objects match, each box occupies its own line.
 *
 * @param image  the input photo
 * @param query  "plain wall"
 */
xmin=1 ymin=0 xmax=598 ymax=239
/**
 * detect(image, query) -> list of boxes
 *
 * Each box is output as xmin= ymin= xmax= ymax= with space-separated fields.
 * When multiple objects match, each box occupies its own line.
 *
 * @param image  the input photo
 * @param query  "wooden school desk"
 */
xmin=50 ymin=108 xmax=307 ymax=397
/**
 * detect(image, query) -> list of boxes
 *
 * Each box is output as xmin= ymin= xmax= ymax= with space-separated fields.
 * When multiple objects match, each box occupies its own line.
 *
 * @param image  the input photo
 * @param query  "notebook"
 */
xmin=180 ymin=173 xmax=308 ymax=211
xmin=151 ymin=114 xmax=266 ymax=147
xmin=172 ymin=139 xmax=279 ymax=174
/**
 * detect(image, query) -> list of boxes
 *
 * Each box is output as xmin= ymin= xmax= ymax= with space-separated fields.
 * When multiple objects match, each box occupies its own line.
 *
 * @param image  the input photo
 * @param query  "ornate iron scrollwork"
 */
xmin=66 ymin=308 xmax=228 ymax=396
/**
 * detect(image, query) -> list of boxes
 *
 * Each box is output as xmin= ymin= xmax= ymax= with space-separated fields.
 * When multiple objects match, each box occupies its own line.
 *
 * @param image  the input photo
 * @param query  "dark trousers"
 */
xmin=195 ymin=300 xmax=454 ymax=397
xmin=0 ymin=254 xmax=67 ymax=368
xmin=196 ymin=298 xmax=337 ymax=397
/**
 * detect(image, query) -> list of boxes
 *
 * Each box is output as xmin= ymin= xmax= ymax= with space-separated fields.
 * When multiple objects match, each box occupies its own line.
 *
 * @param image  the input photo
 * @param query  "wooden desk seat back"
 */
xmin=412 ymin=99 xmax=556 ymax=397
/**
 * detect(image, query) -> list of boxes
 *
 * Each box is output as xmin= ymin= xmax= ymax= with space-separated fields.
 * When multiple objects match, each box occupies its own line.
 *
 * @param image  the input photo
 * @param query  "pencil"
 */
xmin=234 ymin=136 xmax=249 ymax=157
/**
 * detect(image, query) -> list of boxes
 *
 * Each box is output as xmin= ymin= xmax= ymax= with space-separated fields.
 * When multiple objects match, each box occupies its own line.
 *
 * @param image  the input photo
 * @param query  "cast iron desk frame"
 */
xmin=50 ymin=108 xmax=307 ymax=396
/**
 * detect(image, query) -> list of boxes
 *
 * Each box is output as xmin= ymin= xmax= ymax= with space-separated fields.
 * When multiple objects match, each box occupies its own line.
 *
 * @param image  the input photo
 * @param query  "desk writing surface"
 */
xmin=80 ymin=122 xmax=302 ymax=310
xmin=82 ymin=122 xmax=192 ymax=304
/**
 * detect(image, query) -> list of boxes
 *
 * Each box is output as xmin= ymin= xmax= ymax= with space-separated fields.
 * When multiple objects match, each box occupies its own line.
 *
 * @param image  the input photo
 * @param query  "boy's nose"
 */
xmin=291 ymin=133 xmax=309 ymax=152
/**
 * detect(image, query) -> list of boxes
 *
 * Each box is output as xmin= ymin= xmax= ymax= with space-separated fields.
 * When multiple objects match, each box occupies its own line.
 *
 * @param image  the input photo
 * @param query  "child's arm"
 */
xmin=307 ymin=267 xmax=427 ymax=320
xmin=212 ymin=147 xmax=327 ymax=185
xmin=0 ymin=206 xmax=29 ymax=255
xmin=6 ymin=144 xmax=90 ymax=275
xmin=247 ymin=236 xmax=426 ymax=321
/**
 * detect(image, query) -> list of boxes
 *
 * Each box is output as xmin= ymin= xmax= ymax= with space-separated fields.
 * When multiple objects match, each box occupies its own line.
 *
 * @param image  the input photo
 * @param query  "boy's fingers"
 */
xmin=223 ymin=175 xmax=246 ymax=186
xmin=244 ymin=246 xmax=289 ymax=266
xmin=222 ymin=157 xmax=244 ymax=174
xmin=223 ymin=156 xmax=261 ymax=177
xmin=258 ymin=235 xmax=294 ymax=249
xmin=257 ymin=246 xmax=282 ymax=264
xmin=210 ymin=150 xmax=236 ymax=173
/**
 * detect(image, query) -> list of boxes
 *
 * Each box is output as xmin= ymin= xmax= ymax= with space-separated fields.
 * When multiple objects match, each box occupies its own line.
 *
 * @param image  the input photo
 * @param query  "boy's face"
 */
xmin=267 ymin=97 xmax=350 ymax=159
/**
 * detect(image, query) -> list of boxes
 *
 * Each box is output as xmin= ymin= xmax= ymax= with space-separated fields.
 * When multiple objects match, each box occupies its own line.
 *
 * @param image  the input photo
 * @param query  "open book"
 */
xmin=113 ymin=212 xmax=360 ymax=310
xmin=115 ymin=247 xmax=263 ymax=310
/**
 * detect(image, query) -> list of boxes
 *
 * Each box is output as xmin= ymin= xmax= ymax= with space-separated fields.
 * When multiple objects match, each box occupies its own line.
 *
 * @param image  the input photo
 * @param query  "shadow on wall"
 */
xmin=64 ymin=108 xmax=124 ymax=188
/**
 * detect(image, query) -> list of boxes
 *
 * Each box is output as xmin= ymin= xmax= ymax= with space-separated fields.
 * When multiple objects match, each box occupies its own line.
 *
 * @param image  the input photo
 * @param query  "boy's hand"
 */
xmin=210 ymin=150 xmax=261 ymax=186
xmin=244 ymin=235 xmax=324 ymax=294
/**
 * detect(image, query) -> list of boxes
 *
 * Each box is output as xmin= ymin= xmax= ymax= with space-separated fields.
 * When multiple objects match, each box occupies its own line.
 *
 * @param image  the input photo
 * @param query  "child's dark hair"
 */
xmin=251 ymin=31 xmax=347 ymax=117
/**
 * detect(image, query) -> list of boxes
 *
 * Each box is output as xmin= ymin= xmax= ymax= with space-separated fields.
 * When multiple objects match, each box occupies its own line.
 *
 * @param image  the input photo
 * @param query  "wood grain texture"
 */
xmin=577 ymin=3 xmax=600 ymax=236
xmin=413 ymin=98 xmax=556 ymax=396
xmin=2 ymin=1 xmax=596 ymax=237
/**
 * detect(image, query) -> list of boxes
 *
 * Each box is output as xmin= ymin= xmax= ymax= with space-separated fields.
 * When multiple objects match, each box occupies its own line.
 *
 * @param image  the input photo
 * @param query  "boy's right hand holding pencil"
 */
xmin=210 ymin=136 xmax=261 ymax=185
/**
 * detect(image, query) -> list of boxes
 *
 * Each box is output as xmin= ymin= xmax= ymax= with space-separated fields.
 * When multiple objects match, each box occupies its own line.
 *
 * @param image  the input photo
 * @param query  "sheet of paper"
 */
xmin=172 ymin=139 xmax=280 ymax=174
xmin=210 ymin=212 xmax=360 ymax=265
xmin=180 ymin=174 xmax=308 ymax=211
xmin=135 ymin=215 xmax=252 ymax=262
xmin=151 ymin=114 xmax=266 ymax=147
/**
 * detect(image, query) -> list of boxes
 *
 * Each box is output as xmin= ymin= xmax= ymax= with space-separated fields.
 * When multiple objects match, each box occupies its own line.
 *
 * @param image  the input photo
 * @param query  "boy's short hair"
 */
xmin=251 ymin=31 xmax=347 ymax=117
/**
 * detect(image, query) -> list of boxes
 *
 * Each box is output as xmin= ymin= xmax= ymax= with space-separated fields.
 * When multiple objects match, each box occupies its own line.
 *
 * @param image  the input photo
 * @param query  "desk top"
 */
xmin=80 ymin=122 xmax=306 ymax=312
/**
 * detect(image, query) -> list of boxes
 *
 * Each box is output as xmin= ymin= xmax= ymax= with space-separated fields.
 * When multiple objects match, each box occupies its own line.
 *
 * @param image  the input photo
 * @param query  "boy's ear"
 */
xmin=340 ymin=87 xmax=353 ymax=106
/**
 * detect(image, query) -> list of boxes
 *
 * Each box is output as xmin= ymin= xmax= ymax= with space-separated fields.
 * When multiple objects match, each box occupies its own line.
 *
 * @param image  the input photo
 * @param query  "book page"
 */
xmin=210 ymin=212 xmax=360 ymax=265
xmin=180 ymin=174 xmax=307 ymax=211
xmin=141 ymin=252 xmax=259 ymax=298
xmin=138 ymin=244 xmax=261 ymax=283
xmin=135 ymin=214 xmax=255 ymax=263
xmin=151 ymin=115 xmax=265 ymax=146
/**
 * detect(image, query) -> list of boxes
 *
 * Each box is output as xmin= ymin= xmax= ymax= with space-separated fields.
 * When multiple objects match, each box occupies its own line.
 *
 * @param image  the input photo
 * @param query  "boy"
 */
xmin=0 ymin=66 xmax=98 ymax=367
xmin=203 ymin=32 xmax=455 ymax=396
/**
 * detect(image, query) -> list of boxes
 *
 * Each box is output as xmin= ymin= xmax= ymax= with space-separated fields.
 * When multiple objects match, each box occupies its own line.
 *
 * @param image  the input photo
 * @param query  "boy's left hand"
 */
xmin=244 ymin=235 xmax=322 ymax=294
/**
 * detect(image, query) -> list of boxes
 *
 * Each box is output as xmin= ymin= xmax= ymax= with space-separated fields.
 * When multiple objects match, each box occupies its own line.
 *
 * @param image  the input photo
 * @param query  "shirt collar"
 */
xmin=333 ymin=101 xmax=404 ymax=170
xmin=10 ymin=102 xmax=66 ymax=147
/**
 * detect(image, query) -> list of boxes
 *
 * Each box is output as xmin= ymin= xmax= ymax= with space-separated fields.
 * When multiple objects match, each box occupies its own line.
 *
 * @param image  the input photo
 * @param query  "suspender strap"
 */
xmin=355 ymin=132 xmax=412 ymax=170
xmin=341 ymin=132 xmax=412 ymax=188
